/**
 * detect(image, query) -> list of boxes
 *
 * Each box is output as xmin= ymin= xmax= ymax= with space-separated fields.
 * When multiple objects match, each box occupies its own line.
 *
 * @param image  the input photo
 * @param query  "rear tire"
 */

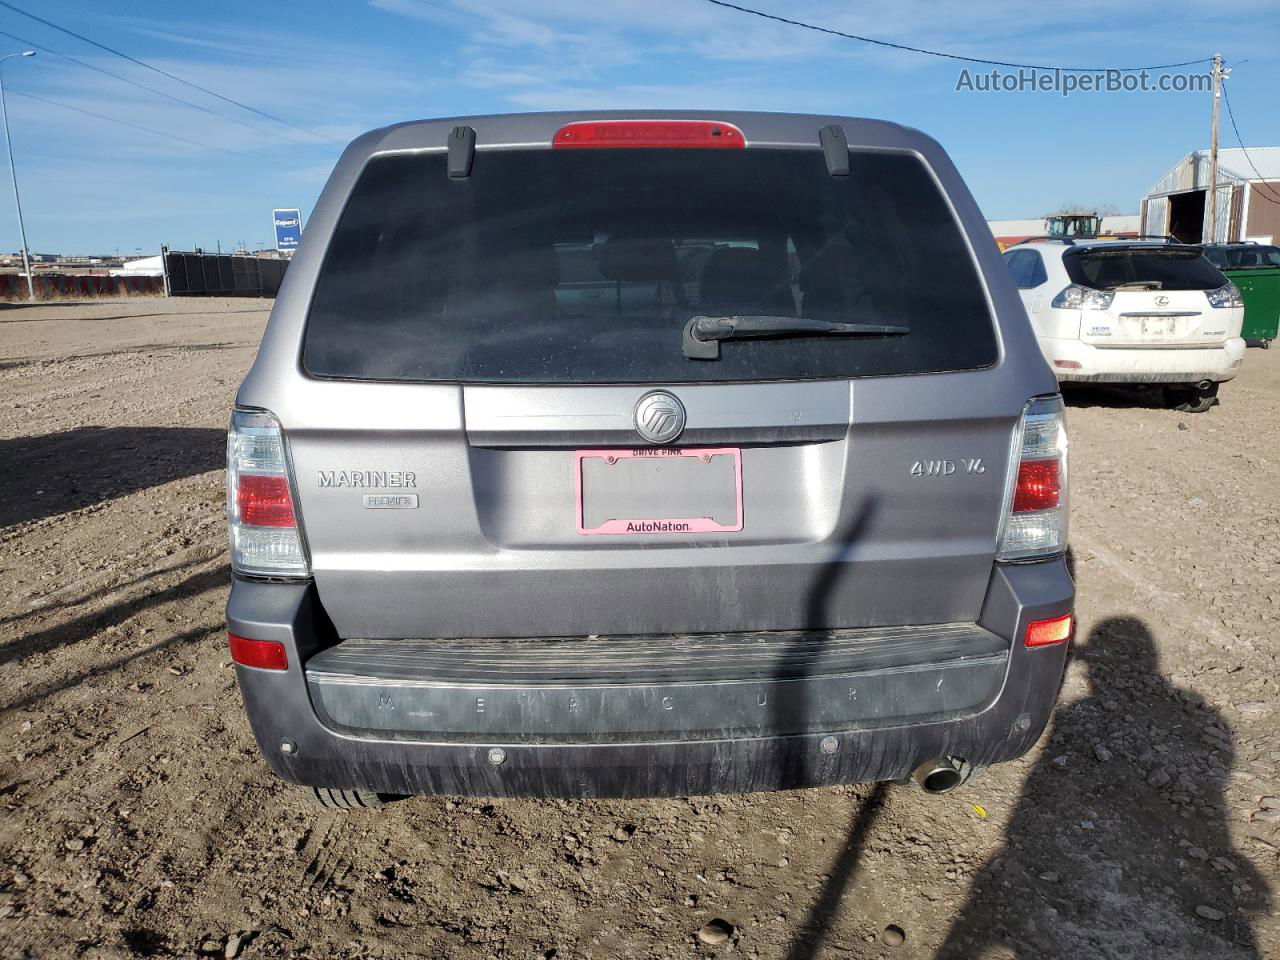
xmin=309 ymin=787 xmax=388 ymax=811
xmin=1166 ymin=382 xmax=1219 ymax=413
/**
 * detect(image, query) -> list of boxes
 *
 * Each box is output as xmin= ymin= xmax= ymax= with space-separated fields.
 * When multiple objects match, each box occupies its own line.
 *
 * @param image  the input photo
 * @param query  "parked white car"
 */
xmin=1003 ymin=239 xmax=1245 ymax=412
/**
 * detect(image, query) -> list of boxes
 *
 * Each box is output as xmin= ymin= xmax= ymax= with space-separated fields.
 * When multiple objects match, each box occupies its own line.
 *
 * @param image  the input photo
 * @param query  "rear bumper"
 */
xmin=227 ymin=560 xmax=1073 ymax=797
xmin=1041 ymin=336 xmax=1245 ymax=383
xmin=305 ymin=625 xmax=1011 ymax=743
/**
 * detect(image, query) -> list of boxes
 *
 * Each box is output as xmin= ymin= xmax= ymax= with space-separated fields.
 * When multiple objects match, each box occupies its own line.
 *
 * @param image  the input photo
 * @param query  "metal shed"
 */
xmin=1140 ymin=147 xmax=1280 ymax=244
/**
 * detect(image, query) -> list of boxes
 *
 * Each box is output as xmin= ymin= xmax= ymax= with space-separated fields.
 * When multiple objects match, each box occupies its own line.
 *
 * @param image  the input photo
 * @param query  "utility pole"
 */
xmin=0 ymin=50 xmax=36 ymax=300
xmin=1206 ymin=52 xmax=1223 ymax=244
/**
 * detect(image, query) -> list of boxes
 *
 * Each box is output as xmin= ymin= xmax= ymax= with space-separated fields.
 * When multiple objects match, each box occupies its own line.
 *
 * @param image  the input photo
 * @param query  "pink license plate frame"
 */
xmin=574 ymin=447 xmax=744 ymax=536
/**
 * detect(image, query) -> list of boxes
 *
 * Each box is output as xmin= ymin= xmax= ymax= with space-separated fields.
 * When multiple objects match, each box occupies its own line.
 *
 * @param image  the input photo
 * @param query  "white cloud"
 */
xmin=370 ymin=0 xmax=1264 ymax=105
xmin=5 ymin=0 xmax=1271 ymax=251
xmin=9 ymin=20 xmax=430 ymax=162
xmin=0 ymin=18 xmax=434 ymax=251
xmin=499 ymin=76 xmax=861 ymax=114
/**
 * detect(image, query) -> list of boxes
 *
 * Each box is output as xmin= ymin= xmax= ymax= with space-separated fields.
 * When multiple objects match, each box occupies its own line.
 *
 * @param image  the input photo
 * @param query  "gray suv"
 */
xmin=226 ymin=112 xmax=1074 ymax=807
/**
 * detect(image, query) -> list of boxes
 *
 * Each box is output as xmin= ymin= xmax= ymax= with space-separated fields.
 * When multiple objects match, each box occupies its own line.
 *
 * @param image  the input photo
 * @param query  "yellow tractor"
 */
xmin=1045 ymin=212 xmax=1101 ymax=239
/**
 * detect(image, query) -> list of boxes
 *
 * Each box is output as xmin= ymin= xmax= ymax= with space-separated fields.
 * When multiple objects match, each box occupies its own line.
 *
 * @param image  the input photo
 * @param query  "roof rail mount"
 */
xmin=448 ymin=125 xmax=476 ymax=179
xmin=818 ymin=125 xmax=849 ymax=177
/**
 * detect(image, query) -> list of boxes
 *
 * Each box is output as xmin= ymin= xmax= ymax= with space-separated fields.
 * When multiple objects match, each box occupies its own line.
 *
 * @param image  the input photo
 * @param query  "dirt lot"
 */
xmin=1 ymin=298 xmax=1277 ymax=959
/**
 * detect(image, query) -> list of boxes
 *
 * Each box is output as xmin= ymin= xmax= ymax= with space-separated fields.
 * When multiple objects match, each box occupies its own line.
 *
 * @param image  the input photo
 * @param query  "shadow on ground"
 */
xmin=1061 ymin=382 xmax=1176 ymax=411
xmin=0 ymin=559 xmax=229 ymax=671
xmin=0 ymin=300 xmax=98 ymax=311
xmin=936 ymin=616 xmax=1270 ymax=958
xmin=771 ymin=525 xmax=1268 ymax=957
xmin=0 ymin=559 xmax=229 ymax=712
xmin=0 ymin=426 xmax=223 ymax=528
xmin=32 ymin=307 xmax=268 ymax=323
xmin=773 ymin=500 xmax=881 ymax=958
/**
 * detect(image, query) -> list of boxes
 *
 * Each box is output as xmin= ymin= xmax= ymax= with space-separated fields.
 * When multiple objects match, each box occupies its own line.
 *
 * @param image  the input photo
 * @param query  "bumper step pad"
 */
xmin=305 ymin=625 xmax=1008 ymax=744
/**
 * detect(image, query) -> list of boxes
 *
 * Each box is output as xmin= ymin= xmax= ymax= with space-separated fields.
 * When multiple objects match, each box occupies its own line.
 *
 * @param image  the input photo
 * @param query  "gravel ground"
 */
xmin=0 ymin=298 xmax=1277 ymax=959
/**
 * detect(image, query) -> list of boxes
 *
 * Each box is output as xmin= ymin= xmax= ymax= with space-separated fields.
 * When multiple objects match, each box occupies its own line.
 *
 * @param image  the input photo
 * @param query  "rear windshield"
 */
xmin=1216 ymin=245 xmax=1280 ymax=269
xmin=1063 ymin=246 xmax=1228 ymax=291
xmin=303 ymin=148 xmax=997 ymax=383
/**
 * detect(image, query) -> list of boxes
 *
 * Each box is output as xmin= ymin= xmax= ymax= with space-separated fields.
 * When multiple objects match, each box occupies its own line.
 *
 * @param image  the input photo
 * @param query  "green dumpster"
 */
xmin=1228 ymin=267 xmax=1280 ymax=347
xmin=1203 ymin=244 xmax=1280 ymax=347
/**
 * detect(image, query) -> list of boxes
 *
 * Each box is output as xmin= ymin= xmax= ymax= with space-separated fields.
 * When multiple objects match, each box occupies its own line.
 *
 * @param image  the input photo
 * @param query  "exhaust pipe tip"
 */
xmin=911 ymin=757 xmax=965 ymax=794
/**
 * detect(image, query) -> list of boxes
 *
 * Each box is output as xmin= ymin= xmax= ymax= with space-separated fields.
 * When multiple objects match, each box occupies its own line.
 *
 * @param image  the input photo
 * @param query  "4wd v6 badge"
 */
xmin=911 ymin=458 xmax=985 ymax=477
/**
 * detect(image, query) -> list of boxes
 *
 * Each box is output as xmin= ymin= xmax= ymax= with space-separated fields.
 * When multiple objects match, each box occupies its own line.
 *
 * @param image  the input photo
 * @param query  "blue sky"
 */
xmin=1 ymin=0 xmax=1277 ymax=254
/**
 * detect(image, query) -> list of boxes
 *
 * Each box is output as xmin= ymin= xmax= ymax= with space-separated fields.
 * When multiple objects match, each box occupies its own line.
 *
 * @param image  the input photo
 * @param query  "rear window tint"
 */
xmin=303 ymin=148 xmax=997 ymax=383
xmin=1203 ymin=247 xmax=1229 ymax=268
xmin=1226 ymin=245 xmax=1280 ymax=268
xmin=1003 ymin=249 xmax=1047 ymax=289
xmin=1063 ymin=247 xmax=1227 ymax=291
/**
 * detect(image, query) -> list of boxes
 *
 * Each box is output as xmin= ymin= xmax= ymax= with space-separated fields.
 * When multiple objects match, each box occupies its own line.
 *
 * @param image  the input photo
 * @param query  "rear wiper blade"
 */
xmin=683 ymin=314 xmax=909 ymax=360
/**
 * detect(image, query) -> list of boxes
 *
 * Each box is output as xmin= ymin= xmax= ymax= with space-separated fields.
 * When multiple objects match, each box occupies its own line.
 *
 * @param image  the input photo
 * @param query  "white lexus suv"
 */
xmin=1003 ymin=239 xmax=1245 ymax=412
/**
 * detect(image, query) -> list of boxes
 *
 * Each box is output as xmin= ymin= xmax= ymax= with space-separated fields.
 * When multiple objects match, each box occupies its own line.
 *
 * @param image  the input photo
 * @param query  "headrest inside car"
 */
xmin=594 ymin=233 xmax=678 ymax=281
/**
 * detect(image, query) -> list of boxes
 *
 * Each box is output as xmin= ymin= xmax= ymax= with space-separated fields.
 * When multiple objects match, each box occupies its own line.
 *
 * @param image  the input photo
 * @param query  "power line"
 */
xmin=698 ymin=0 xmax=1212 ymax=72
xmin=0 ymin=0 xmax=333 ymax=143
xmin=0 ymin=29 xmax=330 ymax=152
xmin=9 ymin=89 xmax=259 ymax=160
xmin=1220 ymin=81 xmax=1280 ymax=206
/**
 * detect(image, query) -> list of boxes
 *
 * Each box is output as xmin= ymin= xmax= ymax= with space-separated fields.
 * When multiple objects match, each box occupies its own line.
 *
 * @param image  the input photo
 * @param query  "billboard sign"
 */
xmin=273 ymin=208 xmax=302 ymax=252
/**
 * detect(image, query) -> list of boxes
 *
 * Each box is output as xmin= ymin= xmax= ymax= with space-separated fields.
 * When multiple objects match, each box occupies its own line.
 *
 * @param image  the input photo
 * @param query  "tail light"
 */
xmin=997 ymin=395 xmax=1068 ymax=561
xmin=1050 ymin=285 xmax=1114 ymax=310
xmin=227 ymin=409 xmax=309 ymax=577
xmin=1205 ymin=282 xmax=1243 ymax=308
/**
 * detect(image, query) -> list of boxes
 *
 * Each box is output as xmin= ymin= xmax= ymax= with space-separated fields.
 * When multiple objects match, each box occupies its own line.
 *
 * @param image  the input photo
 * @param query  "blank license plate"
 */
xmin=1140 ymin=316 xmax=1177 ymax=337
xmin=576 ymin=448 xmax=743 ymax=535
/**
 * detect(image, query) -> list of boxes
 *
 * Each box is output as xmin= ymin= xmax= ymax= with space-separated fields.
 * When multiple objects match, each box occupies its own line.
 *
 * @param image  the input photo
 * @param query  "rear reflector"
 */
xmin=236 ymin=473 xmax=296 ymax=528
xmin=1025 ymin=613 xmax=1073 ymax=648
xmin=553 ymin=120 xmax=745 ymax=150
xmin=228 ymin=634 xmax=288 ymax=670
xmin=1053 ymin=360 xmax=1082 ymax=370
xmin=1012 ymin=460 xmax=1060 ymax=512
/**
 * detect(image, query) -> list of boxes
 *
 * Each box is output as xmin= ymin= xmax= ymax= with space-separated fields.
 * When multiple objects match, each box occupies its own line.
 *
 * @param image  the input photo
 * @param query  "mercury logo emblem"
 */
xmin=634 ymin=391 xmax=686 ymax=444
